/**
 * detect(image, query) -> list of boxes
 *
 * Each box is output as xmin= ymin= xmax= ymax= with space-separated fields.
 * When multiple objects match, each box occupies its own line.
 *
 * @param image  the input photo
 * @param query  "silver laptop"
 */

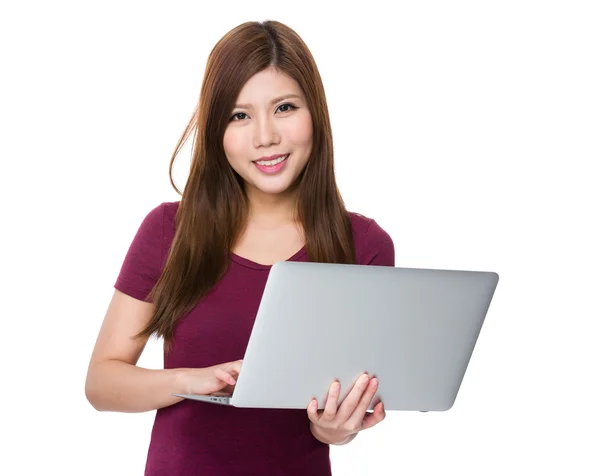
xmin=173 ymin=261 xmax=499 ymax=411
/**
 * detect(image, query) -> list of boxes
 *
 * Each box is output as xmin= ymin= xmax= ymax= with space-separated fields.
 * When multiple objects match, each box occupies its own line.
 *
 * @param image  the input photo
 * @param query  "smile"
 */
xmin=253 ymin=154 xmax=290 ymax=174
xmin=254 ymin=154 xmax=289 ymax=166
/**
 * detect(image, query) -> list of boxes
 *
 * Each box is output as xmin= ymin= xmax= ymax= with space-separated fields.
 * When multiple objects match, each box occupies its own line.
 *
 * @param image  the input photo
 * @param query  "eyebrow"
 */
xmin=233 ymin=94 xmax=303 ymax=110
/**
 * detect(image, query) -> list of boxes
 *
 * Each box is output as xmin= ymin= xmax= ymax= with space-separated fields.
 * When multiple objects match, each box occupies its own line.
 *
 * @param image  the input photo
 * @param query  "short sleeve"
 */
xmin=114 ymin=203 xmax=165 ymax=302
xmin=361 ymin=219 xmax=395 ymax=267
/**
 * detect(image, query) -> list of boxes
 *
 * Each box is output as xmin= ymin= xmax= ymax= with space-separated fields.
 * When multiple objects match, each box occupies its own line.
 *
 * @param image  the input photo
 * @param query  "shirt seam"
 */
xmin=373 ymin=236 xmax=394 ymax=246
xmin=114 ymin=276 xmax=150 ymax=299
xmin=230 ymin=247 xmax=307 ymax=271
xmin=230 ymin=260 xmax=272 ymax=271
xmin=364 ymin=218 xmax=376 ymax=241
xmin=160 ymin=202 xmax=165 ymax=268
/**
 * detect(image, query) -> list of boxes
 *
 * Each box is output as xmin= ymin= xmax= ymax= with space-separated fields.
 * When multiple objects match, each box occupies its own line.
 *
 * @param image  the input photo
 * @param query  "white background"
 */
xmin=2 ymin=0 xmax=599 ymax=474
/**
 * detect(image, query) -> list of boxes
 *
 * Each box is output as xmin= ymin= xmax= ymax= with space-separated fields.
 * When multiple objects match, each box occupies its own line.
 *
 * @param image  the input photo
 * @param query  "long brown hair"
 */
xmin=137 ymin=20 xmax=356 ymax=349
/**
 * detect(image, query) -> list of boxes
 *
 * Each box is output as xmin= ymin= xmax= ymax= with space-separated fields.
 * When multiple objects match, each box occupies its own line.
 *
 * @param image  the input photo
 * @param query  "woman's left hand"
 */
xmin=307 ymin=372 xmax=386 ymax=445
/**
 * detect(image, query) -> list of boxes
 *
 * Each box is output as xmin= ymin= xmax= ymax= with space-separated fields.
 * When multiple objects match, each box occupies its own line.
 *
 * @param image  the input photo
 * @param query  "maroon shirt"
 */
xmin=114 ymin=201 xmax=395 ymax=475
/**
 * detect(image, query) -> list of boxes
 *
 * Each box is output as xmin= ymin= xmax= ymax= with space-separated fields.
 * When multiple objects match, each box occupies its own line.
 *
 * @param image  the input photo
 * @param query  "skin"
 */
xmin=223 ymin=66 xmax=312 ymax=225
xmin=308 ymin=375 xmax=386 ymax=445
xmin=222 ymin=67 xmax=386 ymax=445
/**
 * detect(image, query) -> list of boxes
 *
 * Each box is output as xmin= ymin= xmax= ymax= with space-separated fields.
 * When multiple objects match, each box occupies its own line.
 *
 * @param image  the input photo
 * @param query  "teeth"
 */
xmin=256 ymin=154 xmax=289 ymax=166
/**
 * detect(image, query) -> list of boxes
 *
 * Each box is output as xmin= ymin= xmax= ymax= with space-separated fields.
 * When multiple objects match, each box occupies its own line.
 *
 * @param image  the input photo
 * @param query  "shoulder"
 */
xmin=155 ymin=200 xmax=179 ymax=220
xmin=128 ymin=201 xmax=180 ymax=249
xmin=144 ymin=200 xmax=179 ymax=233
xmin=114 ymin=201 xmax=181 ymax=300
xmin=162 ymin=200 xmax=179 ymax=230
xmin=347 ymin=211 xmax=395 ymax=266
xmin=348 ymin=211 xmax=393 ymax=246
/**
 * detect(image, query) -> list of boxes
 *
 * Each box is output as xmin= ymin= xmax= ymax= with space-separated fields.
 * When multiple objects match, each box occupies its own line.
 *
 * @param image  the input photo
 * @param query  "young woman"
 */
xmin=85 ymin=20 xmax=395 ymax=475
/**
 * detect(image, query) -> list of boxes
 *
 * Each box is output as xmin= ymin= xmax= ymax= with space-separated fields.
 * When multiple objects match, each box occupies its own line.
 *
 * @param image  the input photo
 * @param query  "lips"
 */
xmin=253 ymin=154 xmax=290 ymax=174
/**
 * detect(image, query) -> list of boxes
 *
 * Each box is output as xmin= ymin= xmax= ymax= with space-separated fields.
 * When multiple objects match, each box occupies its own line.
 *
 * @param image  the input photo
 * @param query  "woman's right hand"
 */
xmin=177 ymin=359 xmax=243 ymax=396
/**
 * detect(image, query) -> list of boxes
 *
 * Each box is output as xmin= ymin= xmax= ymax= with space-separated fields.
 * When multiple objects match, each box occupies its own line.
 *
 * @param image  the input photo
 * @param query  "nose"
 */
xmin=253 ymin=114 xmax=280 ymax=149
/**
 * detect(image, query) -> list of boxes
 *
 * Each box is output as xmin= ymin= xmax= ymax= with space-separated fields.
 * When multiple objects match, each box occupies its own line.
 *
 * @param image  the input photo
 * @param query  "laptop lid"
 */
xmin=227 ymin=261 xmax=498 ymax=411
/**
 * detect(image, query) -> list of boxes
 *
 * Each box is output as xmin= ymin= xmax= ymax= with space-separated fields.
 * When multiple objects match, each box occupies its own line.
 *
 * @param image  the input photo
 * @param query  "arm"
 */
xmin=85 ymin=289 xmax=189 ymax=413
xmin=85 ymin=289 xmax=242 ymax=413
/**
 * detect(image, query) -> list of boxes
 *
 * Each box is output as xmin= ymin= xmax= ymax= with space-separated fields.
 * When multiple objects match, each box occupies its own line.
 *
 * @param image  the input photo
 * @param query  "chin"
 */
xmin=253 ymin=181 xmax=295 ymax=195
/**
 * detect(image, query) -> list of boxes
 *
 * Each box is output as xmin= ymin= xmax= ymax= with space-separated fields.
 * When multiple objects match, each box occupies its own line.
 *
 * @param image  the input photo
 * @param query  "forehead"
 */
xmin=235 ymin=68 xmax=303 ymax=104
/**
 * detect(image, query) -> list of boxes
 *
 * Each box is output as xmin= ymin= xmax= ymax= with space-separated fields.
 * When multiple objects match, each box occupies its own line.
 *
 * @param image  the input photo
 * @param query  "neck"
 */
xmin=245 ymin=185 xmax=299 ymax=227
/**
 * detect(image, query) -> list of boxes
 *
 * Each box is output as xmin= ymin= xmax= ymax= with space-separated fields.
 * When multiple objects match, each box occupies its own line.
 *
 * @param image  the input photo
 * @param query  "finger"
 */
xmin=336 ymin=373 xmax=370 ymax=422
xmin=214 ymin=367 xmax=237 ymax=386
xmin=219 ymin=361 xmax=243 ymax=383
xmin=321 ymin=380 xmax=341 ymax=422
xmin=226 ymin=360 xmax=243 ymax=374
xmin=345 ymin=377 xmax=379 ymax=429
xmin=306 ymin=398 xmax=319 ymax=423
xmin=361 ymin=401 xmax=386 ymax=431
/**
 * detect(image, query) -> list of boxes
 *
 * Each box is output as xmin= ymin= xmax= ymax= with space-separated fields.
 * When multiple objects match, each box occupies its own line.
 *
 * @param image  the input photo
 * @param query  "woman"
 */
xmin=85 ymin=20 xmax=395 ymax=475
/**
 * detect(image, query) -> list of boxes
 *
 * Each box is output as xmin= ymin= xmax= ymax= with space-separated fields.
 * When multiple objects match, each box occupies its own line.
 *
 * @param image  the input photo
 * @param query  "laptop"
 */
xmin=173 ymin=261 xmax=499 ymax=411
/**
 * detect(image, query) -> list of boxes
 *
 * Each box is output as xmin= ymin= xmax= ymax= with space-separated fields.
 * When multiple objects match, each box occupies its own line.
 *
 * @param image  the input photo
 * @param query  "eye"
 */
xmin=277 ymin=103 xmax=298 ymax=113
xmin=229 ymin=112 xmax=248 ymax=122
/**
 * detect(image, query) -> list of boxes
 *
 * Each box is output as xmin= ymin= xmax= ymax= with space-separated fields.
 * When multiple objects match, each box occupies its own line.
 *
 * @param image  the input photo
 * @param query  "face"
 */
xmin=223 ymin=67 xmax=313 ymax=198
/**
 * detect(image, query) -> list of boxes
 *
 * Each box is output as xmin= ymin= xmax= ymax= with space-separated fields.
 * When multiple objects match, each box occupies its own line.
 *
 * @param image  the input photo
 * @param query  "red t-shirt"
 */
xmin=114 ymin=201 xmax=395 ymax=475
